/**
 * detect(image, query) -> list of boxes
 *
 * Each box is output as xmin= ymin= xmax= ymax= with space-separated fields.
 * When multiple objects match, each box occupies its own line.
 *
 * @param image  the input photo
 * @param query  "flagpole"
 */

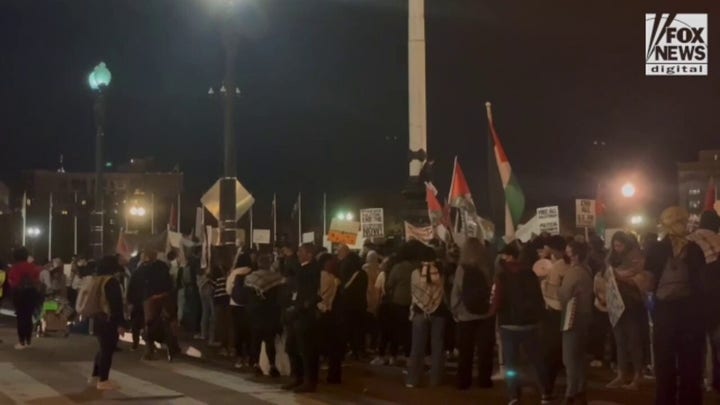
xmin=448 ymin=156 xmax=458 ymax=205
xmin=249 ymin=205 xmax=254 ymax=248
xmin=48 ymin=192 xmax=53 ymax=260
xmin=22 ymin=191 xmax=27 ymax=246
xmin=177 ymin=193 xmax=182 ymax=233
xmin=150 ymin=193 xmax=155 ymax=235
xmin=272 ymin=193 xmax=277 ymax=246
xmin=73 ymin=191 xmax=78 ymax=255
xmin=322 ymin=193 xmax=327 ymax=237
xmin=298 ymin=193 xmax=302 ymax=246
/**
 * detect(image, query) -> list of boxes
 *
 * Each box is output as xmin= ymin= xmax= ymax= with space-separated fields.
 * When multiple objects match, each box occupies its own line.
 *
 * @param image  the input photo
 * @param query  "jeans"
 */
xmin=390 ymin=303 xmax=411 ymax=357
xmin=540 ymin=309 xmax=563 ymax=396
xmin=14 ymin=290 xmax=36 ymax=345
xmin=654 ymin=300 xmax=704 ymax=405
xmin=214 ymin=304 xmax=234 ymax=351
xmin=456 ymin=318 xmax=495 ymax=389
xmin=563 ymin=318 xmax=590 ymax=397
xmin=177 ymin=288 xmax=185 ymax=323
xmin=200 ymin=291 xmax=215 ymax=341
xmin=232 ymin=306 xmax=250 ymax=360
xmin=92 ymin=318 xmax=119 ymax=382
xmin=407 ymin=313 xmax=445 ymax=387
xmin=613 ymin=305 xmax=645 ymax=377
xmin=130 ymin=307 xmax=144 ymax=348
xmin=320 ymin=313 xmax=343 ymax=383
xmin=376 ymin=302 xmax=393 ymax=357
xmin=250 ymin=326 xmax=277 ymax=368
xmin=500 ymin=327 xmax=544 ymax=400
xmin=589 ymin=307 xmax=612 ymax=362
xmin=295 ymin=314 xmax=320 ymax=386
xmin=344 ymin=308 xmax=366 ymax=357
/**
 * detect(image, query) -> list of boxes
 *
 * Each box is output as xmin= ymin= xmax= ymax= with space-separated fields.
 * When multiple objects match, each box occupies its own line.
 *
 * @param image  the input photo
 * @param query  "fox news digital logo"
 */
xmin=645 ymin=13 xmax=708 ymax=76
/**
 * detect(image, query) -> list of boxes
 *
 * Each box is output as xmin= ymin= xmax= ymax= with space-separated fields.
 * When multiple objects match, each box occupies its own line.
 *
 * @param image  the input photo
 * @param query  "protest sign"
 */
xmin=536 ymin=206 xmax=560 ymax=235
xmin=575 ymin=199 xmax=596 ymax=228
xmin=252 ymin=229 xmax=271 ymax=245
xmin=606 ymin=268 xmax=626 ymax=328
xmin=327 ymin=219 xmax=360 ymax=245
xmin=360 ymin=208 xmax=384 ymax=238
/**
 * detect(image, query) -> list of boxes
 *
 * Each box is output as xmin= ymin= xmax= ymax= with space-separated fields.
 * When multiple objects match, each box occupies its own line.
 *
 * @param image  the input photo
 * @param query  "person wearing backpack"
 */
xmin=226 ymin=252 xmax=254 ymax=369
xmin=8 ymin=247 xmax=41 ymax=350
xmin=647 ymin=207 xmax=704 ymax=405
xmin=494 ymin=244 xmax=545 ymax=404
xmin=86 ymin=256 xmax=126 ymax=391
xmin=450 ymin=237 xmax=495 ymax=390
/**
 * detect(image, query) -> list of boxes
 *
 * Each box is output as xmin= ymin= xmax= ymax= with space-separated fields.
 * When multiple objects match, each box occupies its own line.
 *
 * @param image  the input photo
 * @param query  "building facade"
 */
xmin=4 ymin=160 xmax=183 ymax=262
xmin=677 ymin=150 xmax=720 ymax=214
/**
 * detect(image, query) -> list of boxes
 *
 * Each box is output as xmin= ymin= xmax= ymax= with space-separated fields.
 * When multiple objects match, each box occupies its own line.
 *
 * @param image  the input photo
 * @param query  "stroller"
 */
xmin=37 ymin=297 xmax=71 ymax=337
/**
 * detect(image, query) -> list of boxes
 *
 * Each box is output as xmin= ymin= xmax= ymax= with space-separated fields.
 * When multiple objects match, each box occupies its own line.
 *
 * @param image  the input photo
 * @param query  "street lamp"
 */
xmin=26 ymin=227 xmax=41 ymax=238
xmin=630 ymin=215 xmax=644 ymax=225
xmin=88 ymin=62 xmax=112 ymax=259
xmin=336 ymin=212 xmax=354 ymax=221
xmin=621 ymin=182 xmax=636 ymax=198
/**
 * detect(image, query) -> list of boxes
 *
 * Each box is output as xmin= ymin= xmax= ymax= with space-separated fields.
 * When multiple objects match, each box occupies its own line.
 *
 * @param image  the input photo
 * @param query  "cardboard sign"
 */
xmin=327 ymin=219 xmax=360 ymax=245
xmin=575 ymin=199 xmax=596 ymax=228
xmin=536 ymin=206 xmax=560 ymax=235
xmin=302 ymin=232 xmax=315 ymax=244
xmin=360 ymin=208 xmax=384 ymax=238
xmin=252 ymin=229 xmax=271 ymax=245
xmin=606 ymin=269 xmax=626 ymax=328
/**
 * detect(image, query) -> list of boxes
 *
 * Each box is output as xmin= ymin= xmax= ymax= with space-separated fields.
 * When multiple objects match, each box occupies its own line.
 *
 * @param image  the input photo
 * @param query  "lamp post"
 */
xmin=88 ymin=62 xmax=112 ymax=259
xmin=621 ymin=182 xmax=637 ymax=199
xmin=402 ymin=0 xmax=430 ymax=227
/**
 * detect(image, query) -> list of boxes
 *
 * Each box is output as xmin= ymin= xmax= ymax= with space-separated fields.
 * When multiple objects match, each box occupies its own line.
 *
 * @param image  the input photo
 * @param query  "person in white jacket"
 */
xmin=226 ymin=252 xmax=254 ymax=369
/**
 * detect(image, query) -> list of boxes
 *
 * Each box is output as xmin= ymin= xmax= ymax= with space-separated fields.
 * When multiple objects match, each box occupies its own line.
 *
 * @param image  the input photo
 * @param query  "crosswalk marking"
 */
xmin=66 ymin=362 xmax=207 ymax=405
xmin=148 ymin=361 xmax=329 ymax=405
xmin=0 ymin=362 xmax=74 ymax=404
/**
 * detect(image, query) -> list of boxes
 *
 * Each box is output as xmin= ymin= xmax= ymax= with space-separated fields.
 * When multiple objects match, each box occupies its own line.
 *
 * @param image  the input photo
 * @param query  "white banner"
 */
xmin=302 ymin=232 xmax=315 ymax=244
xmin=606 ymin=268 xmax=626 ymax=328
xmin=404 ymin=221 xmax=434 ymax=244
xmin=536 ymin=206 xmax=560 ymax=235
xmin=360 ymin=208 xmax=385 ymax=238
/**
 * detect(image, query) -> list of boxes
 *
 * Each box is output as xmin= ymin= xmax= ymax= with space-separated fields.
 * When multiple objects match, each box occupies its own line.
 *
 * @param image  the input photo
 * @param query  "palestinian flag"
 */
xmin=704 ymin=178 xmax=716 ymax=212
xmin=486 ymin=102 xmax=525 ymax=238
xmin=448 ymin=157 xmax=476 ymax=212
xmin=596 ymin=182 xmax=607 ymax=238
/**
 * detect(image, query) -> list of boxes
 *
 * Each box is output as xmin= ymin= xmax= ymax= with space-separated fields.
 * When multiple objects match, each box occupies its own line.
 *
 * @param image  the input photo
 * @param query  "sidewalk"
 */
xmin=118 ymin=329 xmax=692 ymax=405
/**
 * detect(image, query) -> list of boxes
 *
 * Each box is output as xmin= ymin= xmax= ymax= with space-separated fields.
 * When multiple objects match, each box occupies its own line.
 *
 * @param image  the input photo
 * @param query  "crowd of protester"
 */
xmin=2 ymin=204 xmax=720 ymax=404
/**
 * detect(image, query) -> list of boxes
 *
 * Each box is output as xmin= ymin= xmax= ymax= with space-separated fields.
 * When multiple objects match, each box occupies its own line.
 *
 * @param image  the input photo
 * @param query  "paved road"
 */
xmin=0 ymin=315 xmax=716 ymax=405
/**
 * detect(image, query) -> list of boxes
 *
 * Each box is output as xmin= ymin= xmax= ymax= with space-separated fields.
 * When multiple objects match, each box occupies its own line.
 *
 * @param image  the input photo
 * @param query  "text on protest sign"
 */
xmin=575 ymin=199 xmax=596 ymax=228
xmin=327 ymin=218 xmax=360 ymax=245
xmin=360 ymin=208 xmax=385 ymax=238
xmin=252 ymin=229 xmax=271 ymax=245
xmin=536 ymin=206 xmax=560 ymax=235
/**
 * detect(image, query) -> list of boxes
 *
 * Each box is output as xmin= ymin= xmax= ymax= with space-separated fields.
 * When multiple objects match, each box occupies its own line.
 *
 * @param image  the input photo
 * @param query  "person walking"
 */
xmin=8 ymin=247 xmax=41 ymax=350
xmin=140 ymin=250 xmax=178 ymax=361
xmin=407 ymin=249 xmax=446 ymax=388
xmin=450 ymin=238 xmax=495 ymax=390
xmin=559 ymin=241 xmax=594 ymax=404
xmin=647 ymin=207 xmax=704 ymax=405
xmin=88 ymin=256 xmax=126 ymax=391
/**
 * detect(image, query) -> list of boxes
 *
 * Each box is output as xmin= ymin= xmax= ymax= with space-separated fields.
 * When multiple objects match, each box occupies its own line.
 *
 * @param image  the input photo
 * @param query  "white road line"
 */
xmin=66 ymin=362 xmax=206 ymax=405
xmin=148 ymin=361 xmax=329 ymax=405
xmin=0 ymin=362 xmax=74 ymax=404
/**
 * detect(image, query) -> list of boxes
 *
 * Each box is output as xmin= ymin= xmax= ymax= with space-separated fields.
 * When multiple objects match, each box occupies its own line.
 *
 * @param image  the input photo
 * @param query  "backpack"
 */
xmin=231 ymin=273 xmax=250 ymax=306
xmin=656 ymin=248 xmax=691 ymax=301
xmin=75 ymin=276 xmax=111 ymax=318
xmin=461 ymin=266 xmax=491 ymax=315
xmin=499 ymin=268 xmax=543 ymax=326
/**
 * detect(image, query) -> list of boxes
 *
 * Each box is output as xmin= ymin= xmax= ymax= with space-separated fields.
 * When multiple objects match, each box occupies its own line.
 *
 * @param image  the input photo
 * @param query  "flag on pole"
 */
xmin=704 ymin=178 xmax=716 ymax=212
xmin=116 ymin=231 xmax=132 ymax=262
xmin=426 ymin=183 xmax=451 ymax=242
xmin=596 ymin=182 xmax=607 ymax=238
xmin=486 ymin=102 xmax=525 ymax=238
xmin=448 ymin=157 xmax=476 ymax=212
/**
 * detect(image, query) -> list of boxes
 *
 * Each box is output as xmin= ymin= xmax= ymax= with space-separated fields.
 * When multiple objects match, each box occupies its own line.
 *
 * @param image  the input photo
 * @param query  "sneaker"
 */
xmin=14 ymin=343 xmax=26 ymax=350
xmin=193 ymin=334 xmax=203 ymax=340
xmin=388 ymin=357 xmax=396 ymax=366
xmin=370 ymin=356 xmax=386 ymax=366
xmin=87 ymin=376 xmax=99 ymax=386
xmin=541 ymin=394 xmax=556 ymax=404
xmin=269 ymin=367 xmax=281 ymax=378
xmin=589 ymin=360 xmax=603 ymax=368
xmin=96 ymin=380 xmax=120 ymax=391
xmin=234 ymin=361 xmax=244 ymax=369
xmin=606 ymin=376 xmax=627 ymax=389
xmin=405 ymin=383 xmax=416 ymax=388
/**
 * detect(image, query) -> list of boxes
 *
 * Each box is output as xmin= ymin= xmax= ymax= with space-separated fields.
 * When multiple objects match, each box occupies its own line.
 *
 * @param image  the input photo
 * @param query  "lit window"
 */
xmin=689 ymin=188 xmax=701 ymax=196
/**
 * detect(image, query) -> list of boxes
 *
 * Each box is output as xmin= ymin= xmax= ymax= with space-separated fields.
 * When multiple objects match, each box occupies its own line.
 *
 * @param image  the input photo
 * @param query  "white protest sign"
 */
xmin=606 ymin=268 xmax=626 ymax=328
xmin=360 ymin=208 xmax=384 ymax=238
xmin=536 ymin=206 xmax=560 ymax=235
xmin=252 ymin=229 xmax=271 ymax=245
xmin=327 ymin=219 xmax=361 ymax=245
xmin=302 ymin=232 xmax=315 ymax=244
xmin=575 ymin=199 xmax=596 ymax=228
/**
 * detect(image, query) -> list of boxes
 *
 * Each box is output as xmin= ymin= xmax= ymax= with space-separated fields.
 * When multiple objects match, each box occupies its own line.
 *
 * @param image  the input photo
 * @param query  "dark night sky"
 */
xmin=1 ymin=0 xmax=719 ymax=221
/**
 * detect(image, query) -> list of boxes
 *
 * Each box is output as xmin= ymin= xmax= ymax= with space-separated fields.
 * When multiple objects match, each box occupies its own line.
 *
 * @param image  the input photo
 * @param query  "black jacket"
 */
xmin=339 ymin=253 xmax=368 ymax=311
xmin=133 ymin=260 xmax=173 ymax=301
xmin=295 ymin=261 xmax=321 ymax=316
xmin=104 ymin=277 xmax=126 ymax=326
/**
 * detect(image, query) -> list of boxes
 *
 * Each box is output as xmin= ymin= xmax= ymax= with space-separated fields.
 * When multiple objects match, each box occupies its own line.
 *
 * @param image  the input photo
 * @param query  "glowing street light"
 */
xmin=26 ymin=227 xmax=42 ymax=238
xmin=630 ymin=215 xmax=644 ymax=225
xmin=129 ymin=205 xmax=147 ymax=217
xmin=621 ymin=182 xmax=637 ymax=198
xmin=336 ymin=212 xmax=354 ymax=221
